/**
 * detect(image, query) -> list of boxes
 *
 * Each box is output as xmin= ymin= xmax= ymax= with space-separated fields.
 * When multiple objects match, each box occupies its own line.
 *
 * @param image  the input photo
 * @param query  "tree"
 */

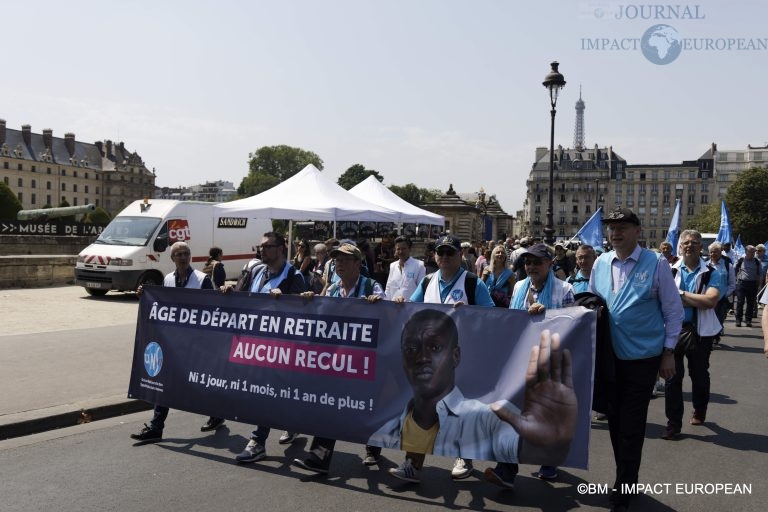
xmin=725 ymin=167 xmax=768 ymax=244
xmin=337 ymin=164 xmax=384 ymax=190
xmin=237 ymin=145 xmax=323 ymax=197
xmin=0 ymin=182 xmax=22 ymax=220
xmin=686 ymin=202 xmax=720 ymax=233
xmin=388 ymin=184 xmax=439 ymax=206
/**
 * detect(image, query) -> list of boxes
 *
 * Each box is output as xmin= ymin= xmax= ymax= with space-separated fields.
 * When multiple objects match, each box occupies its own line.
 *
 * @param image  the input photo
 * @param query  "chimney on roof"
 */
xmin=106 ymin=140 xmax=113 ymax=157
xmin=712 ymin=142 xmax=717 ymax=154
xmin=22 ymin=124 xmax=31 ymax=145
xmin=42 ymin=128 xmax=53 ymax=149
xmin=0 ymin=119 xmax=5 ymax=145
xmin=64 ymin=133 xmax=76 ymax=156
xmin=94 ymin=140 xmax=103 ymax=155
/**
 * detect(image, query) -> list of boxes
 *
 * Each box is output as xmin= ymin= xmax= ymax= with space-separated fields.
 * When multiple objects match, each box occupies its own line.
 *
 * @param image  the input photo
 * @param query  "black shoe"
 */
xmin=200 ymin=417 xmax=225 ymax=432
xmin=735 ymin=322 xmax=742 ymax=327
xmin=293 ymin=452 xmax=330 ymax=474
xmin=363 ymin=446 xmax=381 ymax=466
xmin=746 ymin=322 xmax=753 ymax=327
xmin=130 ymin=423 xmax=162 ymax=443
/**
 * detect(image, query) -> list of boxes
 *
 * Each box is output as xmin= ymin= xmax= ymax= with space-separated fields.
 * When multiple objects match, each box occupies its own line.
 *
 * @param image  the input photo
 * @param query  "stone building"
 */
xmin=0 ymin=120 xmax=156 ymax=215
xmin=421 ymin=184 xmax=514 ymax=243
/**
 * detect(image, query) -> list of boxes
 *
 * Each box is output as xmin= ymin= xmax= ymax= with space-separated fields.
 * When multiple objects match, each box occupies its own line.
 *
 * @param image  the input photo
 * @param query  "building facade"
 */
xmin=157 ymin=180 xmax=237 ymax=202
xmin=0 ymin=120 xmax=156 ymax=216
xmin=421 ymin=184 xmax=514 ymax=242
xmin=520 ymin=143 xmax=720 ymax=247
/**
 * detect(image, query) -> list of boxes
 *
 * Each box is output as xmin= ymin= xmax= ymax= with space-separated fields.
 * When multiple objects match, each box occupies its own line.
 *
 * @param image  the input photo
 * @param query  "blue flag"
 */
xmin=716 ymin=200 xmax=732 ymax=245
xmin=665 ymin=199 xmax=681 ymax=252
xmin=734 ymin=235 xmax=745 ymax=260
xmin=574 ymin=207 xmax=603 ymax=249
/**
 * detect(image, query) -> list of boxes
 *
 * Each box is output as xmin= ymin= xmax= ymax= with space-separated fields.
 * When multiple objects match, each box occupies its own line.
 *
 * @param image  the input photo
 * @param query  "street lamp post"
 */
xmin=594 ymin=178 xmax=599 ymax=214
xmin=542 ymin=61 xmax=566 ymax=246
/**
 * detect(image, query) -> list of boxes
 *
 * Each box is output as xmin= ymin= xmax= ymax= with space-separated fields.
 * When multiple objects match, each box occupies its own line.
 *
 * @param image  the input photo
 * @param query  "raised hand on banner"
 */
xmin=491 ymin=329 xmax=577 ymax=465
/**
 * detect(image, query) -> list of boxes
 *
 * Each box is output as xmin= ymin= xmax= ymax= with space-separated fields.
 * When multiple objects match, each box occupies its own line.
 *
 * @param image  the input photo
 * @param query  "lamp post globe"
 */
xmin=542 ymin=61 xmax=566 ymax=246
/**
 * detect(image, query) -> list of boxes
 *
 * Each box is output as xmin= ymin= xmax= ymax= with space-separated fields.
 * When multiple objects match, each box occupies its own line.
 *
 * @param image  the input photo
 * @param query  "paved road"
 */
xmin=1 ymin=285 xmax=767 ymax=511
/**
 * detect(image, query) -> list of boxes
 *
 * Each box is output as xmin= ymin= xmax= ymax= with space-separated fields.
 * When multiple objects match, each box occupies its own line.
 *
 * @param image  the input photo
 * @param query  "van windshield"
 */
xmin=95 ymin=217 xmax=162 ymax=246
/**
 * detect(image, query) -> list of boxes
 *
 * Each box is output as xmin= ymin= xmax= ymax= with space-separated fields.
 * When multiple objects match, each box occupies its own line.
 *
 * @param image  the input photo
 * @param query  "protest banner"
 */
xmin=128 ymin=287 xmax=595 ymax=468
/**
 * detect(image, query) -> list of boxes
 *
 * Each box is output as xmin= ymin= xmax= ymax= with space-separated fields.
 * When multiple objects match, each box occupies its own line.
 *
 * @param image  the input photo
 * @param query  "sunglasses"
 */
xmin=436 ymin=248 xmax=457 ymax=257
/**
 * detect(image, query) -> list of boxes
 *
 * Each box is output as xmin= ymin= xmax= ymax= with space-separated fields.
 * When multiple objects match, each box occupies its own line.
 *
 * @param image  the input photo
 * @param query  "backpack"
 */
xmin=327 ymin=276 xmax=376 ymax=297
xmin=236 ymin=262 xmax=307 ymax=294
xmin=420 ymin=272 xmax=478 ymax=305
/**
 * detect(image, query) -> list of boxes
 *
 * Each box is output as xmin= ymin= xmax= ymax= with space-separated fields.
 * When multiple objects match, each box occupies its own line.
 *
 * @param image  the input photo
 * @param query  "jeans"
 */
xmin=149 ymin=405 xmax=170 ymax=432
xmin=664 ymin=337 xmax=714 ymax=426
xmin=735 ymin=280 xmax=758 ymax=322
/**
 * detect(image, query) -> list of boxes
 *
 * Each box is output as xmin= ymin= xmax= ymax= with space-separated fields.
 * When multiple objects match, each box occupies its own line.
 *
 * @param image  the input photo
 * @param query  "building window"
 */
xmin=61 ymin=169 xmax=66 ymax=176
xmin=73 ymin=184 xmax=78 ymax=192
xmin=17 ymin=192 xmax=22 ymax=202
xmin=85 ymin=198 xmax=89 ymax=204
xmin=62 ymin=183 xmax=66 ymax=191
xmin=585 ymin=205 xmax=592 ymax=214
xmin=701 ymin=195 xmax=708 ymax=204
xmin=47 ymin=168 xmax=51 ymax=174
xmin=46 ymin=195 xmax=51 ymax=205
xmin=74 ymin=171 xmax=78 ymax=178
xmin=31 ymin=179 xmax=36 ymax=188
xmin=95 ymin=187 xmax=99 ymax=194
xmin=572 ymin=205 xmax=579 ymax=213
xmin=3 ymin=162 xmax=7 ymax=169
xmin=17 ymin=163 xmax=22 ymax=170
xmin=687 ymin=206 xmax=695 ymax=215
xmin=640 ymin=173 xmax=646 ymax=181
xmin=85 ymin=185 xmax=89 ymax=193
xmin=31 ymin=165 xmax=36 ymax=172
xmin=18 ymin=178 xmax=23 ymax=187
xmin=73 ymin=197 xmax=78 ymax=206
xmin=85 ymin=173 xmax=89 ymax=179
xmin=31 ymin=193 xmax=36 ymax=205
xmin=47 ymin=181 xmax=51 ymax=190
xmin=559 ymin=216 xmax=565 ymax=225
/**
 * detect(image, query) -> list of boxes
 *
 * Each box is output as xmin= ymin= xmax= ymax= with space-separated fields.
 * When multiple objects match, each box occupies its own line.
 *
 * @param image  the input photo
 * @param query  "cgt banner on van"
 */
xmin=128 ymin=287 xmax=596 ymax=468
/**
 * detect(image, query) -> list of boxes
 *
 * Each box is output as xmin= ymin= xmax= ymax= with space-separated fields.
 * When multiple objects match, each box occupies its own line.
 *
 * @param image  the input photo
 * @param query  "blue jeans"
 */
xmin=149 ymin=405 xmax=169 ymax=432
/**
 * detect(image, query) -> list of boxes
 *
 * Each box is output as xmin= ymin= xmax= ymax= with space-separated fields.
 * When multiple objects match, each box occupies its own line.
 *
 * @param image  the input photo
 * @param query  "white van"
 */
xmin=75 ymin=199 xmax=270 ymax=295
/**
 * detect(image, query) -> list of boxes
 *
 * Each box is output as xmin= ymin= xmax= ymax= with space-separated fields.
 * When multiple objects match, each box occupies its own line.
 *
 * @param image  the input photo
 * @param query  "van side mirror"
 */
xmin=153 ymin=234 xmax=168 ymax=252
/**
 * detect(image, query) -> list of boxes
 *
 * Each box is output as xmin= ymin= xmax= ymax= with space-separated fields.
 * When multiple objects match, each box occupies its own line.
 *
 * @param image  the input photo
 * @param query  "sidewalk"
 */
xmin=0 ymin=285 xmax=150 ymax=440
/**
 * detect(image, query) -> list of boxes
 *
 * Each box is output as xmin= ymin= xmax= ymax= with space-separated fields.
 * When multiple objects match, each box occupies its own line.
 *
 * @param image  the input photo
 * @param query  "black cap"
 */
xmin=435 ymin=234 xmax=461 ymax=251
xmin=603 ymin=206 xmax=641 ymax=226
xmin=521 ymin=243 xmax=553 ymax=260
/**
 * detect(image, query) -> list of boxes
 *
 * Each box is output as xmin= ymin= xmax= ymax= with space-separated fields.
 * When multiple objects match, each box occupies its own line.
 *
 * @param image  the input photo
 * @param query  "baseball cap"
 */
xmin=435 ymin=234 xmax=461 ymax=251
xmin=603 ymin=206 xmax=641 ymax=225
xmin=521 ymin=243 xmax=553 ymax=260
xmin=330 ymin=243 xmax=362 ymax=260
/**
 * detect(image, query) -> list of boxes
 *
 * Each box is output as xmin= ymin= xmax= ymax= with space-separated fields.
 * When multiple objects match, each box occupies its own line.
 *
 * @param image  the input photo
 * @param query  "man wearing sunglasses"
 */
xmin=392 ymin=234 xmax=493 ymax=482
xmin=225 ymin=231 xmax=308 ymax=464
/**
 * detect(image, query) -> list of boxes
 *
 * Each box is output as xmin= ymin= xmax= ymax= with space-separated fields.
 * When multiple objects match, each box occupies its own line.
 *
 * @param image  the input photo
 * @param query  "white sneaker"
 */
xmin=389 ymin=458 xmax=420 ymax=483
xmin=278 ymin=431 xmax=297 ymax=444
xmin=451 ymin=457 xmax=473 ymax=479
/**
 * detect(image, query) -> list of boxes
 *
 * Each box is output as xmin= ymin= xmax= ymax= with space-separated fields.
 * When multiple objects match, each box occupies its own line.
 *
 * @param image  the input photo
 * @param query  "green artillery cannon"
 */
xmin=17 ymin=204 xmax=96 ymax=221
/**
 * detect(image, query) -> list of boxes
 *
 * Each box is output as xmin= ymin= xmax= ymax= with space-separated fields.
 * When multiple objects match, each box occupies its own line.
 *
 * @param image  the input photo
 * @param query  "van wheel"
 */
xmin=136 ymin=272 xmax=162 ymax=292
xmin=85 ymin=288 xmax=108 ymax=296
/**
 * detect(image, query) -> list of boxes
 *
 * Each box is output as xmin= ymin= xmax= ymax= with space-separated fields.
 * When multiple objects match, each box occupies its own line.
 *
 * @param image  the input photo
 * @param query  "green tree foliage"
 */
xmin=337 ymin=164 xmax=384 ymax=190
xmin=388 ymin=184 xmax=439 ymax=206
xmin=686 ymin=202 xmax=720 ymax=233
xmin=725 ymin=167 xmax=768 ymax=244
xmin=237 ymin=145 xmax=324 ymax=197
xmin=84 ymin=207 xmax=112 ymax=225
xmin=0 ymin=182 xmax=22 ymax=220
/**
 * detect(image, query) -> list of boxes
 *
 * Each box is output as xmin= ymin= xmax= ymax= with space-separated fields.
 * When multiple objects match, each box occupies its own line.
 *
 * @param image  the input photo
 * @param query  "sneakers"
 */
xmin=130 ymin=423 xmax=162 ymax=443
xmin=278 ymin=431 xmax=297 ymax=444
xmin=536 ymin=465 xmax=558 ymax=480
xmin=451 ymin=457 xmax=474 ymax=479
xmin=660 ymin=424 xmax=681 ymax=440
xmin=363 ymin=446 xmax=381 ymax=466
xmin=292 ymin=451 xmax=330 ymax=474
xmin=484 ymin=466 xmax=516 ymax=490
xmin=594 ymin=412 xmax=607 ymax=421
xmin=652 ymin=379 xmax=665 ymax=398
xmin=235 ymin=439 xmax=266 ymax=463
xmin=690 ymin=410 xmax=706 ymax=425
xmin=200 ymin=417 xmax=225 ymax=432
xmin=389 ymin=458 xmax=421 ymax=483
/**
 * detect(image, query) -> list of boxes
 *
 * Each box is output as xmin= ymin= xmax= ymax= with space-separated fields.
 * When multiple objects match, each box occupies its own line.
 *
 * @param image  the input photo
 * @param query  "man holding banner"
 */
xmin=589 ymin=207 xmax=683 ymax=512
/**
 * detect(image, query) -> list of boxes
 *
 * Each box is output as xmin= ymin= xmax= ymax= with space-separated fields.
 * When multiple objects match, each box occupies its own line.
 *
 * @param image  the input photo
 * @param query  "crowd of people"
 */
xmin=128 ymin=207 xmax=768 ymax=512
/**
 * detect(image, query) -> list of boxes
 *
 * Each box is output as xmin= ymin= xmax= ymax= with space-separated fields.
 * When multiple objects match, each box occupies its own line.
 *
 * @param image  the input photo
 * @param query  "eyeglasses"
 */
xmin=436 ymin=248 xmax=457 ymax=257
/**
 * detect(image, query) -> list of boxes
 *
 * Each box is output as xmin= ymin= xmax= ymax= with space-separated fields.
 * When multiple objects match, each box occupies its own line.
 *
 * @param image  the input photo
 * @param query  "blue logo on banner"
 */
xmin=450 ymin=289 xmax=465 ymax=301
xmin=144 ymin=342 xmax=164 ymax=377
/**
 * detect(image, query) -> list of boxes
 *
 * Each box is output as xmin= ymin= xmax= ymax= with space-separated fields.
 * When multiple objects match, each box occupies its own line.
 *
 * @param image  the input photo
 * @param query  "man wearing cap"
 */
xmin=292 ymin=242 xmax=386 ymax=474
xmin=392 ymin=234 xmax=493 ymax=482
xmin=589 ymin=207 xmax=683 ymax=512
xmin=484 ymin=242 xmax=575 ymax=486
xmin=568 ymin=245 xmax=597 ymax=294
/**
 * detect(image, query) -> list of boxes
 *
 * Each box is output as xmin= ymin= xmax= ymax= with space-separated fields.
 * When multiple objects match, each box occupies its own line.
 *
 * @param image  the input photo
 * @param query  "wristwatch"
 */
xmin=679 ymin=289 xmax=685 ymax=298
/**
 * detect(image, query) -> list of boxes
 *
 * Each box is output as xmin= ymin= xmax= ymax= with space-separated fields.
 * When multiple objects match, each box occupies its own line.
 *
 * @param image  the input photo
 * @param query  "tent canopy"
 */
xmin=348 ymin=176 xmax=445 ymax=226
xmin=215 ymin=165 xmax=400 ymax=222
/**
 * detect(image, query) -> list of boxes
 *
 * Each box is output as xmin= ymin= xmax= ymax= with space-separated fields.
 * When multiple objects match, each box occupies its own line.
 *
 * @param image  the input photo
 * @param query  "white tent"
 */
xmin=348 ymin=176 xmax=445 ymax=227
xmin=215 ymin=164 xmax=400 ymax=222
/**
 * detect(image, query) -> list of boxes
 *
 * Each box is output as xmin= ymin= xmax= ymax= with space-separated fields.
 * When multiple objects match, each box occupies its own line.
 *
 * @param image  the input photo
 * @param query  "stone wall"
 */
xmin=0 ymin=255 xmax=77 ymax=288
xmin=0 ymin=235 xmax=94 ymax=256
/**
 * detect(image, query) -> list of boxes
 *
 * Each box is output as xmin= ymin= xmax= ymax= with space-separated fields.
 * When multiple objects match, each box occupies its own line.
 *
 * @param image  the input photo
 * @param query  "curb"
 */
xmin=0 ymin=400 xmax=153 ymax=441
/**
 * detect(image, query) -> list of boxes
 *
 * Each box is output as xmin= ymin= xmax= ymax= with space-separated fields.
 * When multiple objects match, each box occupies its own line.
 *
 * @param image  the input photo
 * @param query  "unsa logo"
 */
xmin=144 ymin=342 xmax=164 ymax=377
xmin=168 ymin=219 xmax=191 ymax=242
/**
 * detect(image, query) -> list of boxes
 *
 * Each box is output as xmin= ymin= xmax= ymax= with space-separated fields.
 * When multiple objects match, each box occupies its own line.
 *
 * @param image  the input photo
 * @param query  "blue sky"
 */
xmin=1 ymin=0 xmax=765 ymax=215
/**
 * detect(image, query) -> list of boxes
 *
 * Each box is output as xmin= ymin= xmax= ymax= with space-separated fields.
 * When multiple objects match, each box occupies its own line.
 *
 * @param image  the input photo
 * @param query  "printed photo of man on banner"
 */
xmin=128 ymin=287 xmax=595 ymax=469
